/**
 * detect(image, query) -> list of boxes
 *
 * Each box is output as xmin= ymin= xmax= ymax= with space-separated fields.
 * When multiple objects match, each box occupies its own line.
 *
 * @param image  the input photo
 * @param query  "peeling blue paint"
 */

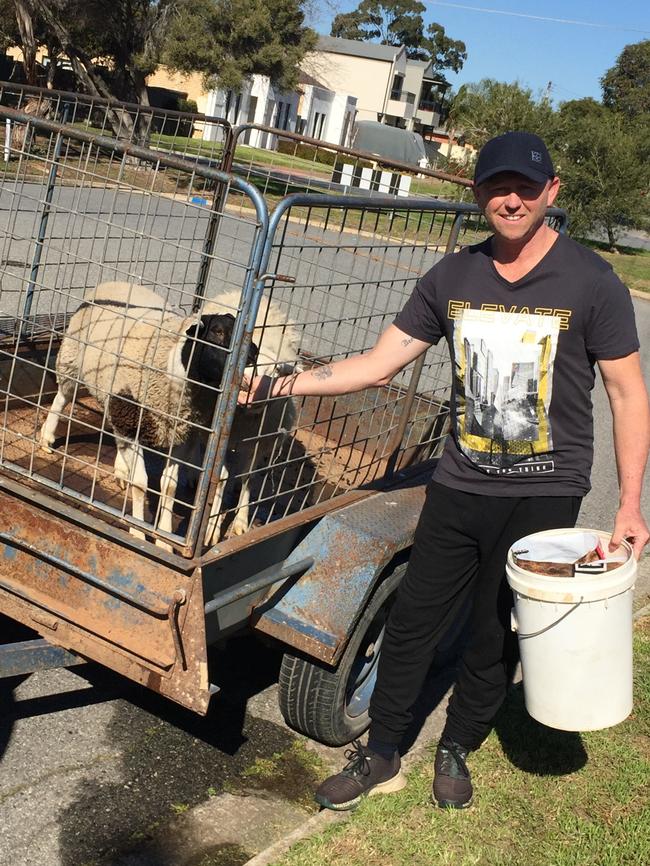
xmin=254 ymin=484 xmax=427 ymax=664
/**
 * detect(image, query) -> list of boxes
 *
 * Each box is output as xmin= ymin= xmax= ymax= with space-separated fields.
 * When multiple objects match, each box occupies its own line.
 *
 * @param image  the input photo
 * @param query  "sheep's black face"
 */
xmin=182 ymin=313 xmax=259 ymax=386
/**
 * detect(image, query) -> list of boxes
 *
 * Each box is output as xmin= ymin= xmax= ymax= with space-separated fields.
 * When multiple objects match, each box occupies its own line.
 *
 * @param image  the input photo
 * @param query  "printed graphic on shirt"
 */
xmin=454 ymin=308 xmax=560 ymax=470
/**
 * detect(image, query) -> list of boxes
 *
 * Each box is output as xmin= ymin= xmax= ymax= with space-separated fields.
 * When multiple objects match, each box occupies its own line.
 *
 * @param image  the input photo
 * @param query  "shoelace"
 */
xmin=438 ymin=738 xmax=470 ymax=779
xmin=342 ymin=739 xmax=371 ymax=777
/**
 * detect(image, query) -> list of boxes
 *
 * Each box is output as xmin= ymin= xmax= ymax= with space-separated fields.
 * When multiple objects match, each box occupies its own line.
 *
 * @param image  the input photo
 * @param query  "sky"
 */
xmin=308 ymin=1 xmax=650 ymax=104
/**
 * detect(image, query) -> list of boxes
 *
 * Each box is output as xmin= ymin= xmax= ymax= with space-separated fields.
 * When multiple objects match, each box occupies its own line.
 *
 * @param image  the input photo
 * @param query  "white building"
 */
xmin=204 ymin=72 xmax=357 ymax=150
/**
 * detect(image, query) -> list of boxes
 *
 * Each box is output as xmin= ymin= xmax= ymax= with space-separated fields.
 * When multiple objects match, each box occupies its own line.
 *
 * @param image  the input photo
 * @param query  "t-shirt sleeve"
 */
xmin=585 ymin=268 xmax=640 ymax=360
xmin=393 ymin=271 xmax=444 ymax=344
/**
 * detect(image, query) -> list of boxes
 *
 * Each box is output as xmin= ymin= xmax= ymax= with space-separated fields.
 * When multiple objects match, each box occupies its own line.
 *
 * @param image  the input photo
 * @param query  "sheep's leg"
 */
xmin=121 ymin=441 xmax=147 ymax=541
xmin=113 ymin=446 xmax=130 ymax=491
xmin=156 ymin=455 xmax=179 ymax=552
xmin=205 ymin=463 xmax=229 ymax=547
xmin=39 ymin=382 xmax=73 ymax=452
xmin=230 ymin=475 xmax=251 ymax=536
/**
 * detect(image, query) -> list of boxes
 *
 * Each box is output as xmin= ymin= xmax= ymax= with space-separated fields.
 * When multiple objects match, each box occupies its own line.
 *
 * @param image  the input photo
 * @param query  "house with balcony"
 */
xmin=146 ymin=35 xmax=455 ymax=155
xmin=404 ymin=59 xmax=450 ymax=134
xmin=303 ymin=36 xmax=415 ymax=130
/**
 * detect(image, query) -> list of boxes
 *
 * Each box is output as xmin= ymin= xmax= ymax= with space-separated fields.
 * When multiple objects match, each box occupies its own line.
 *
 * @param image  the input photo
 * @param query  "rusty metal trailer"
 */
xmin=0 ymin=105 xmax=566 ymax=745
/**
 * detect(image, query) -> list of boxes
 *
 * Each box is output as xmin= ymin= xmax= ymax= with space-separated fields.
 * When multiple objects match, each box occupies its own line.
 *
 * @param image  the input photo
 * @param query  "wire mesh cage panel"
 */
xmin=0 ymin=80 xmax=231 ymax=170
xmin=213 ymin=196 xmax=458 ymax=538
xmin=228 ymin=124 xmax=473 ymax=208
xmin=0 ymin=107 xmax=266 ymax=556
xmin=214 ymin=194 xmax=568 ymax=542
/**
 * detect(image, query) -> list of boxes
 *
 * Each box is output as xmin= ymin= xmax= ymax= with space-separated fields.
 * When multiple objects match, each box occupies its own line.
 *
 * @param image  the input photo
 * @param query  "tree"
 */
xmin=421 ymin=22 xmax=466 ymax=74
xmin=14 ymin=0 xmax=36 ymax=84
xmin=548 ymin=98 xmax=649 ymax=248
xmin=330 ymin=1 xmax=466 ymax=72
xmin=446 ymin=79 xmax=554 ymax=150
xmin=6 ymin=0 xmax=315 ymax=106
xmin=0 ymin=0 xmax=60 ymax=87
xmin=164 ymin=0 xmax=317 ymax=93
xmin=30 ymin=0 xmax=175 ymax=107
xmin=601 ymin=39 xmax=650 ymax=118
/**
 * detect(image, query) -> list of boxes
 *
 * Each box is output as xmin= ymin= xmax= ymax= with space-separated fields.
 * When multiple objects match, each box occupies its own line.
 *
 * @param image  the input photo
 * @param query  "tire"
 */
xmin=278 ymin=561 xmax=406 ymax=746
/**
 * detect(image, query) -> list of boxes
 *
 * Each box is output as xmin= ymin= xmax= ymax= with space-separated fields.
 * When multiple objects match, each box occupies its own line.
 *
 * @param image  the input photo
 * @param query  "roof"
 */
xmin=406 ymin=59 xmax=450 ymax=85
xmin=316 ymin=35 xmax=403 ymax=63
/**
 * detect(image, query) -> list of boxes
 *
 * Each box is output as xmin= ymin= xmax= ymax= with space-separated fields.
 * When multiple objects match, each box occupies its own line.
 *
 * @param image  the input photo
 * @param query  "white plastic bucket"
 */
xmin=506 ymin=528 xmax=636 ymax=731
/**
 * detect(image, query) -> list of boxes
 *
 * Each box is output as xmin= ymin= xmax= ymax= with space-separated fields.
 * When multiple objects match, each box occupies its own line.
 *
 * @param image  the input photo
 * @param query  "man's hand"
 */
xmin=237 ymin=374 xmax=272 ymax=406
xmin=610 ymin=504 xmax=650 ymax=560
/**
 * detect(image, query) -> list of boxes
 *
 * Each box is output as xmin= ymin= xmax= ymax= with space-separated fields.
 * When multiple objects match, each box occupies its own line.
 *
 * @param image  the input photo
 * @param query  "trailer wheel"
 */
xmin=278 ymin=561 xmax=406 ymax=746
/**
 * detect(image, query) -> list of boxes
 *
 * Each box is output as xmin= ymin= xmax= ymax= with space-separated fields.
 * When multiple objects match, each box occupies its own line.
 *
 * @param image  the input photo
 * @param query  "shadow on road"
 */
xmin=49 ymin=634 xmax=301 ymax=866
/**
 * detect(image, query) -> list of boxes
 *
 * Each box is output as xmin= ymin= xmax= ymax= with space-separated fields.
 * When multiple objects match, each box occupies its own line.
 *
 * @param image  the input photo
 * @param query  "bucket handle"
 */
xmin=511 ymin=597 xmax=584 ymax=639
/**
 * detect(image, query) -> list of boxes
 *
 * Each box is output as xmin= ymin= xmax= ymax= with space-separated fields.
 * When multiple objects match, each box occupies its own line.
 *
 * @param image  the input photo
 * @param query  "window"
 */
xmin=390 ymin=74 xmax=403 ymax=100
xmin=312 ymin=112 xmax=327 ymax=139
xmin=274 ymin=101 xmax=292 ymax=131
xmin=282 ymin=102 xmax=291 ymax=130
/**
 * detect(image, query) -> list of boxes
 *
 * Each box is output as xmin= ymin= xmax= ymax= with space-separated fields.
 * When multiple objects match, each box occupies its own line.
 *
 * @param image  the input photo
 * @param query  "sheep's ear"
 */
xmin=247 ymin=339 xmax=259 ymax=366
xmin=185 ymin=319 xmax=206 ymax=339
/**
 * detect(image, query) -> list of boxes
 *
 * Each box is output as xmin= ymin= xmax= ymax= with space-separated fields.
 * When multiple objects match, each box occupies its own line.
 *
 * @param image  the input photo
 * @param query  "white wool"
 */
xmin=42 ymin=282 xmax=211 ymax=548
xmin=202 ymin=291 xmax=301 ymax=544
xmin=55 ymin=283 xmax=196 ymax=446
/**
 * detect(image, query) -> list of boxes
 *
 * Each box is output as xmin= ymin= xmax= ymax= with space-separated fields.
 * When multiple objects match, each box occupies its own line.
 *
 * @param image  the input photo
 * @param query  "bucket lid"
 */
xmin=506 ymin=528 xmax=635 ymax=602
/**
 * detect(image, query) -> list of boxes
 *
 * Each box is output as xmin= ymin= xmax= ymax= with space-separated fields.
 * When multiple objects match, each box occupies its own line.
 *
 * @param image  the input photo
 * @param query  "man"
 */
xmin=242 ymin=131 xmax=650 ymax=810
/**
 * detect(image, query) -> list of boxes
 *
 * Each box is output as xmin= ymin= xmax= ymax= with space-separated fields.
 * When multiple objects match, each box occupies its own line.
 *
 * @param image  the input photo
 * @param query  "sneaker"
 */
xmin=432 ymin=736 xmax=473 ymax=809
xmin=314 ymin=740 xmax=406 ymax=811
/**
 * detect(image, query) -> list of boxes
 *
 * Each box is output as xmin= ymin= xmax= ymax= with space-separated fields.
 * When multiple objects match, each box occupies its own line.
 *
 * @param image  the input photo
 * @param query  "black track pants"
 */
xmin=368 ymin=481 xmax=582 ymax=751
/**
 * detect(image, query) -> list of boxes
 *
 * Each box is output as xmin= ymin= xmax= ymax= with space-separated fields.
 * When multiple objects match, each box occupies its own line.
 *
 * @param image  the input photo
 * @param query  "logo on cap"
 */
xmin=531 ymin=150 xmax=542 ymax=163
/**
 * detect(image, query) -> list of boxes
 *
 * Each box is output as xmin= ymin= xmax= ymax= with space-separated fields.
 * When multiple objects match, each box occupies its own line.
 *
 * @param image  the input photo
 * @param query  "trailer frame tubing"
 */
xmin=0 ymin=105 xmax=269 ymax=558
xmin=261 ymin=193 xmax=567 ymax=481
xmin=227 ymin=122 xmax=475 ymax=191
xmin=0 ymin=78 xmax=232 ymax=162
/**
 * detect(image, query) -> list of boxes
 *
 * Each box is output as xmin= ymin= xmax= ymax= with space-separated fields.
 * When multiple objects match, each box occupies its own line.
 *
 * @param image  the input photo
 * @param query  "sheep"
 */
xmin=39 ymin=281 xmax=257 ymax=549
xmin=200 ymin=290 xmax=301 ymax=544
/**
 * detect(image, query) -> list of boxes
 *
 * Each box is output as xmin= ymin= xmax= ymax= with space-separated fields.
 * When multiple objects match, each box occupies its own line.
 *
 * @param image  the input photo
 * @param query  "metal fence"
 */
xmin=0 ymin=81 xmax=475 ymax=209
xmin=0 ymin=79 xmax=232 ymax=170
xmin=226 ymin=123 xmax=474 ymax=205
xmin=0 ymin=105 xmax=266 ymax=557
xmin=0 ymin=105 xmax=567 ymax=562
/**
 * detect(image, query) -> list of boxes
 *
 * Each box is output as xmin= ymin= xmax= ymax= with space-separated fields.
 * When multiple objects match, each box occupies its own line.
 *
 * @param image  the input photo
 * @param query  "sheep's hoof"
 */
xmin=229 ymin=519 xmax=249 ymax=537
xmin=116 ymin=477 xmax=127 ymax=491
xmin=39 ymin=434 xmax=55 ymax=454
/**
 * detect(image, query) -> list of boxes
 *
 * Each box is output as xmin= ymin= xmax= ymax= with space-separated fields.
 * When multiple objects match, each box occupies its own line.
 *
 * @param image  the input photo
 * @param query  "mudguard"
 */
xmin=252 ymin=481 xmax=427 ymax=665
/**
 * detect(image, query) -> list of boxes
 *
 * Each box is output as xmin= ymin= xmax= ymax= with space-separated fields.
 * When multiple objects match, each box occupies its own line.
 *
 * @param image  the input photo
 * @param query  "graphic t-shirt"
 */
xmin=394 ymin=233 xmax=639 ymax=496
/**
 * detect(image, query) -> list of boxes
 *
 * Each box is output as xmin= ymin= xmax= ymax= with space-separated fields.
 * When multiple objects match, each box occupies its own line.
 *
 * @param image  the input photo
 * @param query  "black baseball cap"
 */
xmin=474 ymin=131 xmax=555 ymax=186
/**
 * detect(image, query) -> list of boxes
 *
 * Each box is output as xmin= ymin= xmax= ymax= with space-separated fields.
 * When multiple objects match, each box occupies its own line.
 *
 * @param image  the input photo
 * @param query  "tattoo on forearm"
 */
xmin=401 ymin=336 xmax=414 ymax=347
xmin=312 ymin=365 xmax=333 ymax=381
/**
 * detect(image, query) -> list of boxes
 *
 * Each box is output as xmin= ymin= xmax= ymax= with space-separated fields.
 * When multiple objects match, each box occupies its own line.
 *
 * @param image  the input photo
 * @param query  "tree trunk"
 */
xmin=30 ymin=0 xmax=138 ymax=141
xmin=14 ymin=0 xmax=37 ymax=86
xmin=46 ymin=44 xmax=59 ymax=90
xmin=606 ymin=223 xmax=618 ymax=252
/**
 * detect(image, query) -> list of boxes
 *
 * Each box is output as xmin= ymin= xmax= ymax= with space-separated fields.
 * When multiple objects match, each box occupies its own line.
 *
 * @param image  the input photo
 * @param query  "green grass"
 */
xmin=272 ymin=618 xmax=650 ymax=866
xmin=237 ymin=740 xmax=328 ymax=813
xmin=599 ymin=249 xmax=650 ymax=294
